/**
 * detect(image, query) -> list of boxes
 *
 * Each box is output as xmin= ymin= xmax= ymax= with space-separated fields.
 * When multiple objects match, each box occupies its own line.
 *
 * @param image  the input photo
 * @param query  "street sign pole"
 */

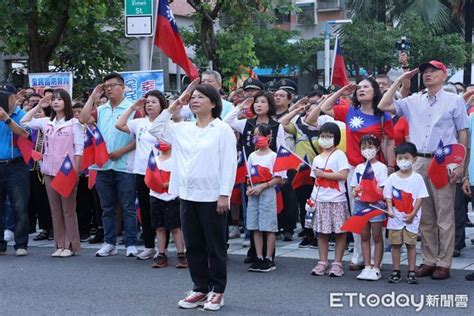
xmin=125 ymin=0 xmax=154 ymax=70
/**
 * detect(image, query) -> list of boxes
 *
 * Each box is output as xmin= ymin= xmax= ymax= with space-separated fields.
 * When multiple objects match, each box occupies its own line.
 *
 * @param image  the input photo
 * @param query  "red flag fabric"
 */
xmin=144 ymin=151 xmax=162 ymax=192
xmin=50 ymin=155 xmax=78 ymax=198
xmin=316 ymin=169 xmax=340 ymax=191
xmin=17 ymin=136 xmax=42 ymax=163
xmin=88 ymin=169 xmax=97 ymax=189
xmin=135 ymin=198 xmax=142 ymax=225
xmin=292 ymin=156 xmax=314 ymax=190
xmin=89 ymin=125 xmax=109 ymax=168
xmin=359 ymin=161 xmax=384 ymax=203
xmin=392 ymin=186 xmax=414 ymax=214
xmin=273 ymin=146 xmax=302 ymax=172
xmin=250 ymin=165 xmax=273 ymax=184
xmin=81 ymin=127 xmax=96 ymax=171
xmin=331 ymin=37 xmax=349 ymax=87
xmin=427 ymin=141 xmax=466 ymax=189
xmin=230 ymin=184 xmax=242 ymax=205
xmin=154 ymin=0 xmax=199 ymax=79
xmin=275 ymin=185 xmax=284 ymax=214
xmin=235 ymin=151 xmax=247 ymax=184
xmin=341 ymin=207 xmax=384 ymax=234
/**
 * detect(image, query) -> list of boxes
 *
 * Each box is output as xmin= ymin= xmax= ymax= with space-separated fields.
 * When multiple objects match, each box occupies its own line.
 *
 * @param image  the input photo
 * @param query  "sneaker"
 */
xmin=259 ymin=258 xmax=276 ymax=272
xmin=4 ymin=229 xmax=14 ymax=242
xmin=59 ymin=249 xmax=74 ymax=257
xmin=407 ymin=271 xmax=418 ymax=284
xmin=364 ymin=267 xmax=382 ymax=281
xmin=203 ymin=292 xmax=224 ymax=311
xmin=15 ymin=248 xmax=27 ymax=256
xmin=228 ymin=225 xmax=240 ymax=239
xmin=298 ymin=238 xmax=312 ymax=248
xmin=152 ymin=253 xmax=168 ymax=268
xmin=297 ymin=230 xmax=306 ymax=238
xmin=176 ymin=253 xmax=188 ymax=268
xmin=136 ymin=248 xmax=155 ymax=260
xmin=309 ymin=238 xmax=318 ymax=249
xmin=328 ymin=262 xmax=344 ymax=277
xmin=51 ymin=248 xmax=64 ymax=257
xmin=242 ymin=239 xmax=250 ymax=247
xmin=311 ymin=261 xmax=329 ymax=276
xmin=248 ymin=258 xmax=263 ymax=272
xmin=80 ymin=233 xmax=90 ymax=242
xmin=388 ymin=270 xmax=401 ymax=283
xmin=243 ymin=256 xmax=254 ymax=264
xmin=88 ymin=229 xmax=104 ymax=244
xmin=126 ymin=246 xmax=138 ymax=257
xmin=178 ymin=291 xmax=208 ymax=309
xmin=95 ymin=243 xmax=117 ymax=257
xmin=356 ymin=267 xmax=372 ymax=280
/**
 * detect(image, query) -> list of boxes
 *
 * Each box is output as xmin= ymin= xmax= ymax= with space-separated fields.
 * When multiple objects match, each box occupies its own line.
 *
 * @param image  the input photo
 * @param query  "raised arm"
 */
xmin=115 ymin=98 xmax=145 ymax=133
xmin=378 ymin=69 xmax=419 ymax=113
xmin=399 ymin=53 xmax=412 ymax=98
xmin=79 ymin=84 xmax=104 ymax=124
xmin=279 ymin=97 xmax=307 ymax=132
xmin=20 ymin=95 xmax=51 ymax=124
xmin=320 ymin=84 xmax=357 ymax=117
xmin=0 ymin=107 xmax=29 ymax=138
xmin=223 ymin=98 xmax=253 ymax=134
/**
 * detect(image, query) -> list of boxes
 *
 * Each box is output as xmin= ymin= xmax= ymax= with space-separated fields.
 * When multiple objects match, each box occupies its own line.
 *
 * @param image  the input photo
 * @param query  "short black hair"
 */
xmin=251 ymin=91 xmax=277 ymax=117
xmin=43 ymin=88 xmax=54 ymax=95
xmin=103 ymin=72 xmax=124 ymax=85
xmin=193 ymin=84 xmax=222 ymax=118
xmin=320 ymin=122 xmax=341 ymax=146
xmin=395 ymin=142 xmax=417 ymax=157
xmin=254 ymin=123 xmax=272 ymax=138
xmin=72 ymin=101 xmax=84 ymax=109
xmin=359 ymin=134 xmax=380 ymax=148
xmin=28 ymin=93 xmax=42 ymax=100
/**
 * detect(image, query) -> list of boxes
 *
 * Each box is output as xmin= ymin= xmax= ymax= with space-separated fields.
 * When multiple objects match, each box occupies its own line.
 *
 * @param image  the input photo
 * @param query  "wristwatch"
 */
xmin=4 ymin=118 xmax=12 ymax=125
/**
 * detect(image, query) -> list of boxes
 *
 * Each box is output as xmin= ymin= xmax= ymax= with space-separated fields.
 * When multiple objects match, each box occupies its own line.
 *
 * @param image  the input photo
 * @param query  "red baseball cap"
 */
xmin=419 ymin=60 xmax=447 ymax=74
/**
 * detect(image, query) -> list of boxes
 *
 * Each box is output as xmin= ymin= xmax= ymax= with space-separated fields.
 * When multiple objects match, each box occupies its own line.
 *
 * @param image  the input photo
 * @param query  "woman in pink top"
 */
xmin=21 ymin=89 xmax=84 ymax=257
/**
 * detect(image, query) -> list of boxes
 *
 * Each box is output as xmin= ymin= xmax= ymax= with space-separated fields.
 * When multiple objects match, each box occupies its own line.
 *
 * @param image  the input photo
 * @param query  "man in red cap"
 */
xmin=378 ymin=60 xmax=469 ymax=280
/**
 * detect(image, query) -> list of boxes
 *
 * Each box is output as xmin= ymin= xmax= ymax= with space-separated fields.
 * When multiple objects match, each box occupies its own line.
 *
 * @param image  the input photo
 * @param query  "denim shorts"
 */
xmin=354 ymin=200 xmax=386 ymax=223
xmin=246 ymin=186 xmax=278 ymax=232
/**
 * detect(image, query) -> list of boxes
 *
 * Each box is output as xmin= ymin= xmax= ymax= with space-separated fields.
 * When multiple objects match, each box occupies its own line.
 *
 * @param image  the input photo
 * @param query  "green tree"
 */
xmin=0 ymin=0 xmax=127 ymax=91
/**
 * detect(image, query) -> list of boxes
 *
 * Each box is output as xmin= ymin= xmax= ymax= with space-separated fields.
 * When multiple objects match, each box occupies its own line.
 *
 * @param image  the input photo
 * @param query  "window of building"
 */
xmin=296 ymin=2 xmax=316 ymax=25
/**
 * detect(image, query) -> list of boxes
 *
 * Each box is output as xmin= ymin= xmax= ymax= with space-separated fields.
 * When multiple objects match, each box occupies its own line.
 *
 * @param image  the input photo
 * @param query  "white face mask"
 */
xmin=397 ymin=159 xmax=412 ymax=171
xmin=318 ymin=137 xmax=334 ymax=149
xmin=361 ymin=148 xmax=377 ymax=160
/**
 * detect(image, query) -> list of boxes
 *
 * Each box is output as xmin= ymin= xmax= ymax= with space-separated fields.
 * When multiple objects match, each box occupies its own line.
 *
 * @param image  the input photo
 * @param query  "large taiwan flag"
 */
xmin=154 ymin=0 xmax=199 ymax=79
xmin=392 ymin=186 xmax=413 ymax=214
xmin=331 ymin=36 xmax=349 ymax=87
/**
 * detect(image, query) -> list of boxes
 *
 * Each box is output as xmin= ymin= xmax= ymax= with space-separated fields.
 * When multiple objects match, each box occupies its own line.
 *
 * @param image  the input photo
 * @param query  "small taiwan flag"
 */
xmin=89 ymin=125 xmax=109 ymax=168
xmin=273 ymin=146 xmax=302 ymax=172
xmin=16 ymin=135 xmax=42 ymax=164
xmin=359 ymin=161 xmax=384 ymax=203
xmin=135 ymin=198 xmax=142 ymax=225
xmin=275 ymin=184 xmax=284 ymax=214
xmin=81 ymin=127 xmax=95 ymax=171
xmin=144 ymin=151 xmax=162 ymax=192
xmin=88 ymin=169 xmax=97 ymax=190
xmin=50 ymin=155 xmax=78 ymax=198
xmin=392 ymin=187 xmax=414 ymax=214
xmin=340 ymin=207 xmax=384 ymax=234
xmin=235 ymin=151 xmax=247 ymax=184
xmin=231 ymin=184 xmax=242 ymax=205
xmin=250 ymin=165 xmax=273 ymax=184
xmin=292 ymin=155 xmax=314 ymax=190
xmin=427 ymin=140 xmax=466 ymax=189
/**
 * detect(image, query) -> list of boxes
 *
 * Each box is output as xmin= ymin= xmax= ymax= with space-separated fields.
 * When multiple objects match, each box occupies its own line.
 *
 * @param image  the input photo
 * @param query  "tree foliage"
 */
xmin=0 ymin=0 xmax=127 ymax=92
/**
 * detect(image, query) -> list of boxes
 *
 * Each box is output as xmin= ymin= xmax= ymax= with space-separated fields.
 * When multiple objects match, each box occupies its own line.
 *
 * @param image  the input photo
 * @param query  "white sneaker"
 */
xmin=242 ymin=239 xmax=250 ymax=247
xmin=203 ymin=292 xmax=225 ymax=311
xmin=4 ymin=229 xmax=14 ymax=242
xmin=126 ymin=246 xmax=138 ymax=257
xmin=228 ymin=226 xmax=240 ymax=239
xmin=178 ymin=291 xmax=208 ymax=309
xmin=356 ymin=267 xmax=372 ymax=280
xmin=51 ymin=248 xmax=64 ymax=257
xmin=15 ymin=248 xmax=27 ymax=256
xmin=365 ymin=267 xmax=382 ymax=281
xmin=136 ymin=248 xmax=154 ymax=260
xmin=95 ymin=243 xmax=117 ymax=257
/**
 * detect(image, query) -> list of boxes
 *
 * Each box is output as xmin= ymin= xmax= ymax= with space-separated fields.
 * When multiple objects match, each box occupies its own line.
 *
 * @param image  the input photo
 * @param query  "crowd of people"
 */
xmin=1 ymin=55 xmax=474 ymax=311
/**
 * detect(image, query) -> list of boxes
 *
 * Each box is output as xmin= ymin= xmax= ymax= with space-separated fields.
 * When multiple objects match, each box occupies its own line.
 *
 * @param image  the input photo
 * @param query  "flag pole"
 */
xmin=149 ymin=0 xmax=160 ymax=70
xmin=368 ymin=203 xmax=394 ymax=218
xmin=242 ymin=147 xmax=254 ymax=188
xmin=330 ymin=36 xmax=338 ymax=86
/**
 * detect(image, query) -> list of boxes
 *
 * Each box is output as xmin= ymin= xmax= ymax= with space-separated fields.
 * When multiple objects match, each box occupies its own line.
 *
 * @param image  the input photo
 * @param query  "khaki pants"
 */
xmin=414 ymin=158 xmax=455 ymax=268
xmin=44 ymin=175 xmax=81 ymax=252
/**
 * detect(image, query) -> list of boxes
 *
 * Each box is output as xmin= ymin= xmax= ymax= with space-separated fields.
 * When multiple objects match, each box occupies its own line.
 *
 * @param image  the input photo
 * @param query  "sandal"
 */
xmin=33 ymin=230 xmax=49 ymax=241
xmin=328 ymin=262 xmax=344 ymax=277
xmin=311 ymin=261 xmax=329 ymax=276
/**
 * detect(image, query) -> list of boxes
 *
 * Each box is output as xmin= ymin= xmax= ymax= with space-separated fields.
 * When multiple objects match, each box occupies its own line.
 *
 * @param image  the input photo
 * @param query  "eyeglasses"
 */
xmin=103 ymin=83 xmax=123 ymax=89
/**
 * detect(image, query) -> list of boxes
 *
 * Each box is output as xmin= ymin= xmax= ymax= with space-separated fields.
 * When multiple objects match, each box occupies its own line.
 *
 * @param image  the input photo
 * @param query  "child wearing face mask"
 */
xmin=309 ymin=122 xmax=349 ymax=277
xmin=246 ymin=123 xmax=286 ymax=272
xmin=383 ymin=142 xmax=428 ymax=284
xmin=350 ymin=135 xmax=388 ymax=281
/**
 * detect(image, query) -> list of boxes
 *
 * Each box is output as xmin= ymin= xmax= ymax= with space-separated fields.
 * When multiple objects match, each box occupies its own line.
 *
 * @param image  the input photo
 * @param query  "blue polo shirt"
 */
xmin=0 ymin=106 xmax=26 ymax=160
xmin=90 ymin=98 xmax=136 ymax=173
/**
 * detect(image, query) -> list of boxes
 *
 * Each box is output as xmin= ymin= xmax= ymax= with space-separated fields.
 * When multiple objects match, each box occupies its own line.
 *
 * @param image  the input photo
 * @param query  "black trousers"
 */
xmin=454 ymin=183 xmax=470 ymax=250
xmin=180 ymin=200 xmax=227 ymax=294
xmin=277 ymin=171 xmax=298 ymax=233
xmin=136 ymin=175 xmax=155 ymax=249
xmin=76 ymin=176 xmax=94 ymax=235
xmin=295 ymin=185 xmax=314 ymax=238
xmin=28 ymin=170 xmax=52 ymax=231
